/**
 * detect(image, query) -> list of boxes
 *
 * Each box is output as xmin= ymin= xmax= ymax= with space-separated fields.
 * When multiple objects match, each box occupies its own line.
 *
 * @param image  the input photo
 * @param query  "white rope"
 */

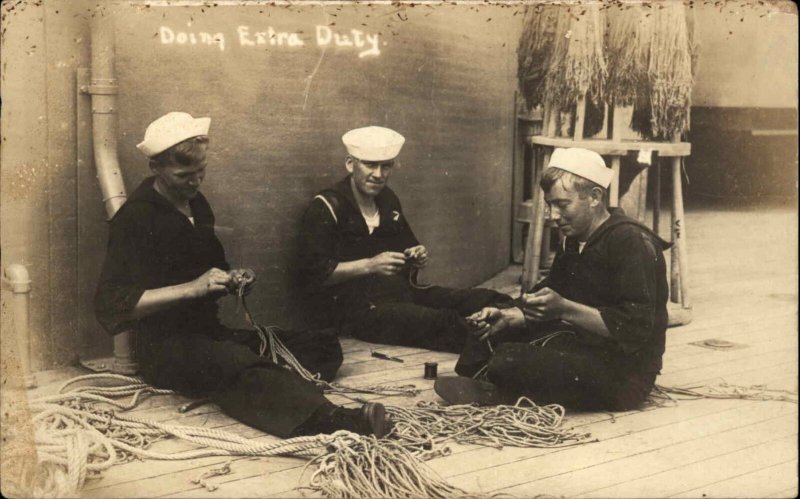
xmin=387 ymin=398 xmax=594 ymax=451
xmin=24 ymin=375 xmax=405 ymax=497
xmin=302 ymin=434 xmax=467 ymax=498
xmin=20 ymin=269 xmax=600 ymax=497
xmin=651 ymin=381 xmax=798 ymax=405
xmin=235 ymin=277 xmax=420 ymax=401
xmin=25 ymin=371 xmax=598 ymax=498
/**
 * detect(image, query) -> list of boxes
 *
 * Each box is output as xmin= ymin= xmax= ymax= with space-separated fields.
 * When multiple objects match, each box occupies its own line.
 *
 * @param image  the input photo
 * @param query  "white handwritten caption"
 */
xmin=159 ymin=25 xmax=382 ymax=58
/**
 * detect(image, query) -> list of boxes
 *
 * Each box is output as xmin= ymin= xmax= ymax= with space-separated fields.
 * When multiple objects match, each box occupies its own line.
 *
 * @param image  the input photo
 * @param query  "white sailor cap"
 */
xmin=342 ymin=126 xmax=405 ymax=162
xmin=137 ymin=112 xmax=211 ymax=157
xmin=547 ymin=148 xmax=614 ymax=188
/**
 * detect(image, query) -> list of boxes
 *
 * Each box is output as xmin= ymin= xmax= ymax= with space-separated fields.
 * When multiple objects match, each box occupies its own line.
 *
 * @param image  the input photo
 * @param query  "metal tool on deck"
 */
xmin=371 ymin=351 xmax=404 ymax=363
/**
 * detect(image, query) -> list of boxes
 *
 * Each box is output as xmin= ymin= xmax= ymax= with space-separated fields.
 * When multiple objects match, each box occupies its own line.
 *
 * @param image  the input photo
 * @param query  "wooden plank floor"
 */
xmin=27 ymin=207 xmax=798 ymax=498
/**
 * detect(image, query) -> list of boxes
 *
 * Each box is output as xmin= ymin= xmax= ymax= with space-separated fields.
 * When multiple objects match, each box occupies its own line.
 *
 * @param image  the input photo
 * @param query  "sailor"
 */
xmin=298 ymin=125 xmax=512 ymax=352
xmin=439 ymin=147 xmax=671 ymax=411
xmin=95 ymin=112 xmax=389 ymax=438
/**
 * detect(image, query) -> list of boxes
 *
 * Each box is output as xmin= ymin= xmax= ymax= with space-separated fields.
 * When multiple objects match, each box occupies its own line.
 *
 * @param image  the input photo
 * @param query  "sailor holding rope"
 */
xmin=94 ymin=112 xmax=389 ymax=439
xmin=440 ymin=148 xmax=671 ymax=411
xmin=298 ymin=126 xmax=513 ymax=353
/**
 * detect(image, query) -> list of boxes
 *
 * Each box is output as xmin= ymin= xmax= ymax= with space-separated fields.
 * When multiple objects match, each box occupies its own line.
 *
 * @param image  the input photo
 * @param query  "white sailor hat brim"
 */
xmin=137 ymin=112 xmax=211 ymax=158
xmin=547 ymin=147 xmax=614 ymax=188
xmin=342 ymin=126 xmax=405 ymax=162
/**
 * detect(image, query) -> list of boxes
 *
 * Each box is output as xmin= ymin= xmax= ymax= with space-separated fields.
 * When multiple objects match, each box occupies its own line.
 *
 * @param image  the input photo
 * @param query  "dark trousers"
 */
xmin=348 ymin=285 xmax=512 ymax=353
xmin=456 ymin=326 xmax=656 ymax=411
xmin=138 ymin=326 xmax=343 ymax=438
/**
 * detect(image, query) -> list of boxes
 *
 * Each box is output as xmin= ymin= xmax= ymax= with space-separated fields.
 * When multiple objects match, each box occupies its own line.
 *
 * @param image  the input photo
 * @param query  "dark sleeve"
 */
xmin=394 ymin=197 xmax=420 ymax=248
xmin=506 ymin=276 xmax=551 ymax=310
xmin=93 ymin=207 xmax=158 ymax=335
xmin=298 ymin=197 xmax=341 ymax=290
xmin=196 ymin=195 xmax=230 ymax=272
xmin=529 ymin=276 xmax=552 ymax=294
xmin=596 ymin=228 xmax=666 ymax=354
xmin=515 ymin=243 xmax=564 ymax=302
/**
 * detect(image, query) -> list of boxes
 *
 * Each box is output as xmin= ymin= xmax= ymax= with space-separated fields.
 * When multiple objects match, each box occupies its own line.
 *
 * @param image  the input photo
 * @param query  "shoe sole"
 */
xmin=364 ymin=402 xmax=388 ymax=438
xmin=434 ymin=376 xmax=506 ymax=406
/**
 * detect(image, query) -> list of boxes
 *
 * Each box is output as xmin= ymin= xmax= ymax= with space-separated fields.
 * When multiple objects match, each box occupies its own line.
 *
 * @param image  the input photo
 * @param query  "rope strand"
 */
xmin=652 ymin=382 xmax=798 ymax=405
xmin=22 ymin=271 xmax=598 ymax=497
xmin=236 ymin=276 xmax=420 ymax=399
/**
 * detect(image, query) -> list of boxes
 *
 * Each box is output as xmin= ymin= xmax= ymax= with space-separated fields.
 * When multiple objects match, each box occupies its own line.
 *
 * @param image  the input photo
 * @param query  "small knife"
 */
xmin=371 ymin=351 xmax=405 ymax=363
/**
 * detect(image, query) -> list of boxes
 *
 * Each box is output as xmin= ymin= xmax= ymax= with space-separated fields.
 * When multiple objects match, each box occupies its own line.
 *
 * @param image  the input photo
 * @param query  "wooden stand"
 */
xmin=516 ymin=98 xmax=692 ymax=321
xmin=512 ymin=102 xmax=543 ymax=264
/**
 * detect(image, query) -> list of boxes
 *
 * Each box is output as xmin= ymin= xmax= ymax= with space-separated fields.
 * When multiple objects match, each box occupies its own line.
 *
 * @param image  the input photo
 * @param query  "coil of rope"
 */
xmin=23 ymin=270 xmax=596 ymax=497
xmin=26 ymin=374 xmax=464 ymax=498
xmin=26 ymin=371 xmax=595 ymax=498
xmin=387 ymin=398 xmax=594 ymax=451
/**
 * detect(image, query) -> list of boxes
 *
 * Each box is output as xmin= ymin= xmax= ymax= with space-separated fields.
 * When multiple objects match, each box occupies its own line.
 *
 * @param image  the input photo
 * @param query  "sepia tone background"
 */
xmin=0 ymin=1 xmax=797 ymax=497
xmin=1 ymin=0 xmax=796 ymax=382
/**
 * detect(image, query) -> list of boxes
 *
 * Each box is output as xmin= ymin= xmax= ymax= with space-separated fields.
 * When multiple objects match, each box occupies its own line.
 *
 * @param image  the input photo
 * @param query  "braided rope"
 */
xmin=651 ymin=382 xmax=798 ymax=405
xmin=28 ymin=375 xmax=436 ymax=497
xmin=22 ymin=271 xmax=602 ymax=497
xmin=302 ymin=434 xmax=466 ymax=498
xmin=234 ymin=274 xmax=420 ymax=400
xmin=25 ymin=360 xmax=605 ymax=498
xmin=387 ymin=398 xmax=594 ymax=452
xmin=26 ymin=374 xmax=595 ymax=497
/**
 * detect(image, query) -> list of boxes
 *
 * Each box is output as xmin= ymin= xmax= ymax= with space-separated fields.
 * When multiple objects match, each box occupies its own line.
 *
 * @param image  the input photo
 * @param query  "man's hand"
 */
xmin=467 ymin=307 xmax=515 ymax=342
xmin=191 ymin=268 xmax=233 ymax=298
xmin=521 ymin=287 xmax=567 ymax=322
xmin=367 ymin=251 xmax=407 ymax=276
xmin=404 ymin=245 xmax=429 ymax=268
xmin=228 ymin=268 xmax=256 ymax=296
xmin=134 ymin=267 xmax=236 ymax=320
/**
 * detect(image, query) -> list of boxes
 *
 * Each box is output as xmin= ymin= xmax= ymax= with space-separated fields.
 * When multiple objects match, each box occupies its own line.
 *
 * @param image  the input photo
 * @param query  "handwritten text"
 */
xmin=158 ymin=24 xmax=383 ymax=57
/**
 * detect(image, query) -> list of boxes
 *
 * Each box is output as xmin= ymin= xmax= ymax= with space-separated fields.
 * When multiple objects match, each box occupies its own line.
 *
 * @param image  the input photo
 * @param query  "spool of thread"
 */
xmin=423 ymin=362 xmax=438 ymax=380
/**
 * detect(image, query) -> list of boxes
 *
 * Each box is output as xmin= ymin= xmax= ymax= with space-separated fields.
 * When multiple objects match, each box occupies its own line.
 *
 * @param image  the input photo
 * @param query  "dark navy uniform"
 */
xmin=95 ymin=177 xmax=343 ymax=438
xmin=299 ymin=176 xmax=512 ymax=353
xmin=456 ymin=208 xmax=670 ymax=411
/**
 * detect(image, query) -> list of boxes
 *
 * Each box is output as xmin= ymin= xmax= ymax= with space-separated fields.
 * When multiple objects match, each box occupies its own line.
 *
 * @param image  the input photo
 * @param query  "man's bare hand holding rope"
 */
xmin=197 ymin=267 xmax=235 ymax=298
xmin=403 ymin=245 xmax=429 ymax=268
xmin=467 ymin=306 xmax=526 ymax=342
xmin=227 ymin=268 xmax=256 ymax=296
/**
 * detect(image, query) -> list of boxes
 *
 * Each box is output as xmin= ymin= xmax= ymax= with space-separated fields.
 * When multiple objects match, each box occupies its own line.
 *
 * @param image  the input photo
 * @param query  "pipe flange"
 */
xmin=87 ymin=84 xmax=119 ymax=95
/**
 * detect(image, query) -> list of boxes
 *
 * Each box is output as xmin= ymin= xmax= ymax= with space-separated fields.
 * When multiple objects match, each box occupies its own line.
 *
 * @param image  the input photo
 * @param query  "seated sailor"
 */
xmin=95 ymin=112 xmax=390 ymax=439
xmin=438 ymin=147 xmax=670 ymax=411
xmin=298 ymin=125 xmax=513 ymax=353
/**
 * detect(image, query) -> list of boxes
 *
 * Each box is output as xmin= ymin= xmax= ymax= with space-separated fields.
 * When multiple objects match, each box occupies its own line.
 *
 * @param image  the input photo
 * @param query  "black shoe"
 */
xmin=434 ymin=376 xmax=508 ymax=406
xmin=328 ymin=402 xmax=389 ymax=438
xmin=360 ymin=402 xmax=389 ymax=438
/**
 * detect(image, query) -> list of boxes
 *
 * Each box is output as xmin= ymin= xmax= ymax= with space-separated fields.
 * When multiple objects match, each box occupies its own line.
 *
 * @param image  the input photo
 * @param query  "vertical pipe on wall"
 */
xmin=89 ymin=9 xmax=136 ymax=374
xmin=3 ymin=264 xmax=36 ymax=388
xmin=90 ymin=12 xmax=126 ymax=218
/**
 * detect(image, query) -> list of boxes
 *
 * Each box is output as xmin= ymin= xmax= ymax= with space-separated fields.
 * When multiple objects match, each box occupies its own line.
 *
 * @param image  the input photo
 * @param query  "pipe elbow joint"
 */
xmin=4 ymin=264 xmax=31 ymax=293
